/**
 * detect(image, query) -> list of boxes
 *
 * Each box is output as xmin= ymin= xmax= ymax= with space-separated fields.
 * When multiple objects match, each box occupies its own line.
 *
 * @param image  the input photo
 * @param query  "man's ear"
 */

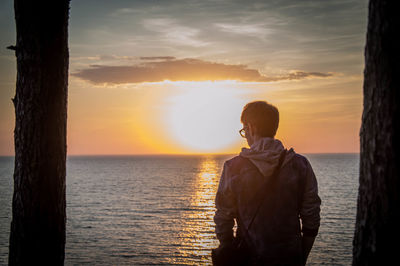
xmin=248 ymin=123 xmax=255 ymax=137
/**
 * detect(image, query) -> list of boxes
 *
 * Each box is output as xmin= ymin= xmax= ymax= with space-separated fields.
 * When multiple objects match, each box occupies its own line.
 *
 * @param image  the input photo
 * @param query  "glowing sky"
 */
xmin=0 ymin=0 xmax=368 ymax=155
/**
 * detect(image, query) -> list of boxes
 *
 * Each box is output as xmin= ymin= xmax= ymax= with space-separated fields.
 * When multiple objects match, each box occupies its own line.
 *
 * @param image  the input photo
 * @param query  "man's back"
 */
xmin=214 ymin=138 xmax=321 ymax=265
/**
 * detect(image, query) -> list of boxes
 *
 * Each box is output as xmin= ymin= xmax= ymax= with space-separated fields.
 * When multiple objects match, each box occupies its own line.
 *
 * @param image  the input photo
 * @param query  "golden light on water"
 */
xmin=168 ymin=156 xmax=221 ymax=264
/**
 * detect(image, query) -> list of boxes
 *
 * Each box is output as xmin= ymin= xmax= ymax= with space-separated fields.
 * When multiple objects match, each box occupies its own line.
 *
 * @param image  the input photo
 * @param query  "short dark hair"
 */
xmin=240 ymin=101 xmax=279 ymax=137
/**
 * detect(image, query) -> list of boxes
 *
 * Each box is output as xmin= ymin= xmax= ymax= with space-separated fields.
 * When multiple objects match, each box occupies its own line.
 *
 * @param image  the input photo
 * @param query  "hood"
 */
xmin=240 ymin=137 xmax=294 ymax=177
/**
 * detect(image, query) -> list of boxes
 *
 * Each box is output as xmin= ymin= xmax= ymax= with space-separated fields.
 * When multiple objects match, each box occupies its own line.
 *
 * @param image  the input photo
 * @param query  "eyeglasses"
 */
xmin=239 ymin=127 xmax=247 ymax=138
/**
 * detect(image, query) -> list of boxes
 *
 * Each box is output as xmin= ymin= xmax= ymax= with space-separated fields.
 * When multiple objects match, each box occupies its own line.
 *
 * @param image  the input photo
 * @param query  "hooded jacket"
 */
xmin=214 ymin=137 xmax=321 ymax=264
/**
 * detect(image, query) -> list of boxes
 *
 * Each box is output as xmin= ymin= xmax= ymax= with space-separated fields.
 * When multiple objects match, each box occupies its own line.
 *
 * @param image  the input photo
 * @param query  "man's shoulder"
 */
xmin=224 ymin=155 xmax=251 ymax=166
xmin=224 ymin=155 xmax=255 ymax=175
xmin=224 ymin=155 xmax=242 ymax=165
xmin=291 ymin=152 xmax=308 ymax=163
xmin=289 ymin=151 xmax=313 ymax=171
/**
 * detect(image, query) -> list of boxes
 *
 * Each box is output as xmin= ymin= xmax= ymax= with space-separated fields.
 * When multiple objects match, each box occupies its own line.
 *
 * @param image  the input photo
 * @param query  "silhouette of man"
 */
xmin=213 ymin=101 xmax=321 ymax=265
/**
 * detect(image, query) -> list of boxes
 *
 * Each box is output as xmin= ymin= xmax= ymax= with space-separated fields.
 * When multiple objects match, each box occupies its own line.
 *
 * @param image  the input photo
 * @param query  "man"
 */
xmin=213 ymin=101 xmax=321 ymax=265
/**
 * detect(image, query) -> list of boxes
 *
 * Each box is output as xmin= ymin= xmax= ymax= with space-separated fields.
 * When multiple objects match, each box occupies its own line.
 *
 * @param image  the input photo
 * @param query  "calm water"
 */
xmin=0 ymin=154 xmax=359 ymax=265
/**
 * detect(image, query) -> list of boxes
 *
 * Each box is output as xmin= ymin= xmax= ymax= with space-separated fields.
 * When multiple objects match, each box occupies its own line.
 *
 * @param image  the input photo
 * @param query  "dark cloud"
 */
xmin=285 ymin=71 xmax=333 ymax=80
xmin=72 ymin=58 xmax=333 ymax=84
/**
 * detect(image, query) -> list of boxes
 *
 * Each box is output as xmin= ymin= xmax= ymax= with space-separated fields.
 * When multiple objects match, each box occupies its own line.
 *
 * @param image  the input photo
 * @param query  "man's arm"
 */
xmin=214 ymin=162 xmax=236 ymax=246
xmin=299 ymin=159 xmax=321 ymax=264
xmin=301 ymin=235 xmax=316 ymax=265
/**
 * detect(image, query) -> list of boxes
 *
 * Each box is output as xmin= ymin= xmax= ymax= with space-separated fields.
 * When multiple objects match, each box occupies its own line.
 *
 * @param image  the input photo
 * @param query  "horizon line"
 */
xmin=0 ymin=152 xmax=360 ymax=157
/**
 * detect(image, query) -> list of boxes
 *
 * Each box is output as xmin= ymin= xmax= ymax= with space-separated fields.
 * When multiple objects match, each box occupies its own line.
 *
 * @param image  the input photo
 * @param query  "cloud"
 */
xmin=140 ymin=56 xmax=176 ymax=61
xmin=284 ymin=71 xmax=332 ymax=80
xmin=214 ymin=23 xmax=271 ymax=38
xmin=72 ymin=57 xmax=333 ymax=85
xmin=141 ymin=18 xmax=209 ymax=47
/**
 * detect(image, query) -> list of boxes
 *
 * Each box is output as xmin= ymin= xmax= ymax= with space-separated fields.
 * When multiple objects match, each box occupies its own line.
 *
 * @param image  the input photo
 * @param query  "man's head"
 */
xmin=240 ymin=101 xmax=279 ymax=145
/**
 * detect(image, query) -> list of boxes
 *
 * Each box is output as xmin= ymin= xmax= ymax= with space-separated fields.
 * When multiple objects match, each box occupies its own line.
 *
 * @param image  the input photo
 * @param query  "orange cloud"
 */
xmin=72 ymin=58 xmax=333 ymax=85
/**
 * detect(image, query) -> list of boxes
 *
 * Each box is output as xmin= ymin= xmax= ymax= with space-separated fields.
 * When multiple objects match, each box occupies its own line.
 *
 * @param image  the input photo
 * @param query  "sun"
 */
xmin=165 ymin=81 xmax=248 ymax=153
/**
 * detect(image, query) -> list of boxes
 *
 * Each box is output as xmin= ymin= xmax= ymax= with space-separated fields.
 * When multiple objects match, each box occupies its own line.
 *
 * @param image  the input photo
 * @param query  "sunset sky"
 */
xmin=0 ymin=0 xmax=368 ymax=155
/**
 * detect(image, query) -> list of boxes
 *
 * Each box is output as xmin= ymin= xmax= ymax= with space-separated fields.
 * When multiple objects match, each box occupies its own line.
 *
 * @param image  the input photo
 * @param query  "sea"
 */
xmin=0 ymin=153 xmax=359 ymax=265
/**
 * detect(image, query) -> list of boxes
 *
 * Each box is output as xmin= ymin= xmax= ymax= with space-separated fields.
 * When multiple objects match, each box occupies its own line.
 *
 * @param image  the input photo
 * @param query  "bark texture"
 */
xmin=353 ymin=0 xmax=400 ymax=265
xmin=8 ymin=1 xmax=70 ymax=265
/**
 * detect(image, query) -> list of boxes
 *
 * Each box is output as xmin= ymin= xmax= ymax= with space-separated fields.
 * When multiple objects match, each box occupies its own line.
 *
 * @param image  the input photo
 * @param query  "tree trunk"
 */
xmin=8 ymin=1 xmax=70 ymax=265
xmin=353 ymin=0 xmax=400 ymax=265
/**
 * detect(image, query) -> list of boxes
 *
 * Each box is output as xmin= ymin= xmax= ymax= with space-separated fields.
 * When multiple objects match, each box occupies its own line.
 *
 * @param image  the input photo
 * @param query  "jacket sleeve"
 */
xmin=299 ymin=159 xmax=321 ymax=237
xmin=214 ymin=162 xmax=237 ymax=245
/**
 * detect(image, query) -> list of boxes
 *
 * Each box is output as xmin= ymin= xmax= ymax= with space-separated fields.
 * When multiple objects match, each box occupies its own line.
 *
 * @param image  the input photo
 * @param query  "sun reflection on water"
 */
xmin=167 ymin=156 xmax=221 ymax=265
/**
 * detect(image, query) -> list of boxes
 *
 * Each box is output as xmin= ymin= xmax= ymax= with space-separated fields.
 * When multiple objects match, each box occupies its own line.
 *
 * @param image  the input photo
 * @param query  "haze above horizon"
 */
xmin=0 ymin=0 xmax=368 ymax=155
